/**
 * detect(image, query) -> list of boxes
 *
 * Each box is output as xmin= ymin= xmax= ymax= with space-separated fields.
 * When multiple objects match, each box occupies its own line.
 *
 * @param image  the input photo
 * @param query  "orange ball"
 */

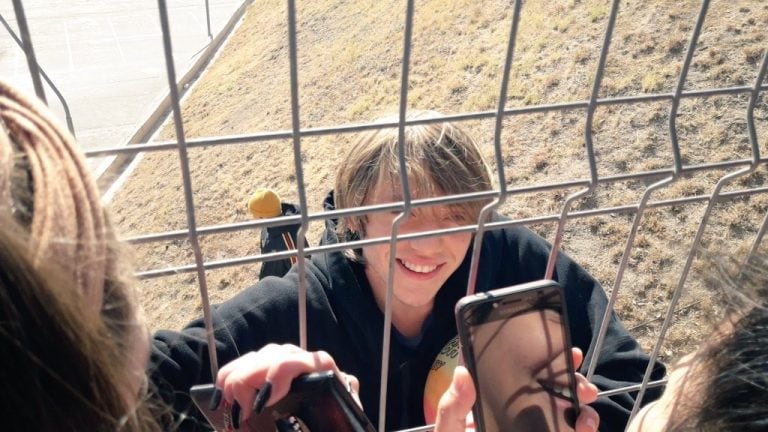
xmin=423 ymin=336 xmax=461 ymax=423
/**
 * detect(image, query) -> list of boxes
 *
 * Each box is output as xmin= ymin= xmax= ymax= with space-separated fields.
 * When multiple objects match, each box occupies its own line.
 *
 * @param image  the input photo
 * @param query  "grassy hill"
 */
xmin=108 ymin=0 xmax=768 ymax=364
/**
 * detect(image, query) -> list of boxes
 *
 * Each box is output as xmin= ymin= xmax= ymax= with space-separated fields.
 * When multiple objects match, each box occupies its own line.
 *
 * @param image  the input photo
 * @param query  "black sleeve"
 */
xmin=493 ymin=225 xmax=666 ymax=431
xmin=149 ymin=277 xmax=302 ymax=431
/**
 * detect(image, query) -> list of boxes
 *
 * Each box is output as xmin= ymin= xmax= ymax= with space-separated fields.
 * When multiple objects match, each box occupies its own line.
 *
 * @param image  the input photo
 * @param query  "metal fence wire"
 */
xmin=8 ymin=0 xmax=768 ymax=431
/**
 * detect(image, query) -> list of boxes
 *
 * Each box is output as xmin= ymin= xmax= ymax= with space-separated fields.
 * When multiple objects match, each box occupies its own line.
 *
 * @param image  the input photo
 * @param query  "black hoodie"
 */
xmin=150 ymin=192 xmax=664 ymax=431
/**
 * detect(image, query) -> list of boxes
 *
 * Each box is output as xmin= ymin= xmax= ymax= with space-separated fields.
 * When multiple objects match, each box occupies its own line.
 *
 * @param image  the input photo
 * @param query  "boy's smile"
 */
xmin=361 ymin=177 xmax=472 ymax=334
xmin=398 ymin=259 xmax=441 ymax=275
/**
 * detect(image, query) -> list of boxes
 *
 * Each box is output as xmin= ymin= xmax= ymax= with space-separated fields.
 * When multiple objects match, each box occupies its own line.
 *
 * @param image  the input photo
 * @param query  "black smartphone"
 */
xmin=455 ymin=280 xmax=580 ymax=432
xmin=189 ymin=370 xmax=376 ymax=432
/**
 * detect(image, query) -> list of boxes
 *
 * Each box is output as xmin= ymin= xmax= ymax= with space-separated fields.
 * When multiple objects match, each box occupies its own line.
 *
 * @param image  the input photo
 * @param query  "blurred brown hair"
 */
xmin=0 ymin=80 xmax=161 ymax=431
xmin=664 ymin=251 xmax=768 ymax=431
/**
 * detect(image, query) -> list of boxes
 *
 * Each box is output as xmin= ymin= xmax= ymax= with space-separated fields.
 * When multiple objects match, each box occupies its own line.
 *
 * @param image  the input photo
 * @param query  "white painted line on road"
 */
xmin=107 ymin=16 xmax=127 ymax=65
xmin=100 ymin=151 xmax=145 ymax=205
xmin=189 ymin=11 xmax=203 ymax=34
xmin=63 ymin=20 xmax=73 ymax=72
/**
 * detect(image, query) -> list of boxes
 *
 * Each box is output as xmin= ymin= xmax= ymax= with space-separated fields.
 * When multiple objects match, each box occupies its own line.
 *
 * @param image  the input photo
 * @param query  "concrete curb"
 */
xmin=96 ymin=0 xmax=255 ymax=194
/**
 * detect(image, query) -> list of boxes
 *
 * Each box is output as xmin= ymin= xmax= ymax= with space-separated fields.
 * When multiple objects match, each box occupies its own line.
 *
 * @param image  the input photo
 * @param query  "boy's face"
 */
xmin=361 ymin=177 xmax=473 ymax=313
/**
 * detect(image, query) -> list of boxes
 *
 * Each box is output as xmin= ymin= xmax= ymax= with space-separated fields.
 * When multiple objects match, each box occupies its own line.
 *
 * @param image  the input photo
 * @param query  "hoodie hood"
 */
xmin=321 ymin=190 xmax=363 ymax=247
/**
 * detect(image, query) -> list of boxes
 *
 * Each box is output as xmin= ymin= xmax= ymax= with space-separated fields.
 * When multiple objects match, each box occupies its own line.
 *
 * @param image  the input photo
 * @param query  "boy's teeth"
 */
xmin=401 ymin=260 xmax=438 ymax=273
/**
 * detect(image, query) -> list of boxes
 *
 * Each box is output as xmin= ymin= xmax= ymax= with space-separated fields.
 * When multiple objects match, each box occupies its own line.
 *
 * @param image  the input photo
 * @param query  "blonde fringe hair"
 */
xmin=334 ymin=110 xmax=493 ymax=250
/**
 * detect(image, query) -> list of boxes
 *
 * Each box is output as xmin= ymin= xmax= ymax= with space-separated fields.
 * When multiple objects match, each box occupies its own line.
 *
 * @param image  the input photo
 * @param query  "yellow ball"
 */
xmin=248 ymin=188 xmax=282 ymax=218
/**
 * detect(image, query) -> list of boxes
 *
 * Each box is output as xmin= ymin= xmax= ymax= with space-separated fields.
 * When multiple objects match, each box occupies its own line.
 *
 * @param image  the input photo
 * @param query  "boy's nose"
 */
xmin=408 ymin=232 xmax=443 ymax=251
xmin=403 ymin=219 xmax=445 ymax=251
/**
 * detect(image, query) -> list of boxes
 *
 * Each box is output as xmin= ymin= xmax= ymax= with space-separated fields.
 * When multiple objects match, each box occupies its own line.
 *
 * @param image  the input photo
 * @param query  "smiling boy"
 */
xmin=151 ymin=111 xmax=664 ymax=431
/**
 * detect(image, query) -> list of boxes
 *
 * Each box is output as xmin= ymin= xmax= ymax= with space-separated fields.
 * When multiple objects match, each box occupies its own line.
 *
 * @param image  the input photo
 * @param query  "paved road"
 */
xmin=0 ymin=0 xmax=242 ymax=170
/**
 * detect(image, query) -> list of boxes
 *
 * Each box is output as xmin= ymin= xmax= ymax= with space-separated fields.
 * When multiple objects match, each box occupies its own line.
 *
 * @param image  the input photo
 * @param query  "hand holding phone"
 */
xmin=456 ymin=280 xmax=580 ymax=432
xmin=190 ymin=371 xmax=375 ymax=432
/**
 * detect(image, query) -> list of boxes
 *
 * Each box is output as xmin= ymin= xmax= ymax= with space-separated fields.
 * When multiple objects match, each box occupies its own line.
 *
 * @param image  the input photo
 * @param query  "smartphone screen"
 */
xmin=456 ymin=280 xmax=579 ymax=432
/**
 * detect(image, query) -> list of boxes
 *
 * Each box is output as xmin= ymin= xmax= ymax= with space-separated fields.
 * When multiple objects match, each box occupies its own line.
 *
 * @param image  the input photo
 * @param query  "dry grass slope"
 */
xmin=108 ymin=0 xmax=768 ymax=364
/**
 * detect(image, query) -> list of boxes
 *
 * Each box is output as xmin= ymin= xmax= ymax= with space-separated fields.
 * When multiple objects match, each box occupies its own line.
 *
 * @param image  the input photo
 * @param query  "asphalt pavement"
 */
xmin=0 ymin=0 xmax=242 ymax=171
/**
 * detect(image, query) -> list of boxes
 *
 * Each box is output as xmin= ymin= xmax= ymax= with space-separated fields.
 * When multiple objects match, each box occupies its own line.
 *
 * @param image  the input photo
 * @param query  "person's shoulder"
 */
xmin=485 ymin=213 xmax=543 ymax=243
xmin=479 ymin=216 xmax=552 ymax=267
xmin=218 ymin=259 xmax=330 ymax=310
xmin=265 ymin=257 xmax=331 ymax=293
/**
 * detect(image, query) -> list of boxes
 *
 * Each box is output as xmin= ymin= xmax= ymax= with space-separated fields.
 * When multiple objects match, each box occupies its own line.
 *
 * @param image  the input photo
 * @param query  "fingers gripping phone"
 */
xmin=189 ymin=371 xmax=375 ymax=432
xmin=456 ymin=280 xmax=580 ymax=432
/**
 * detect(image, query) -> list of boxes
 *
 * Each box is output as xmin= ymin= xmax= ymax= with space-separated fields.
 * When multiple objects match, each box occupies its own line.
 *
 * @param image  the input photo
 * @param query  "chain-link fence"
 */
xmin=7 ymin=0 xmax=768 ymax=431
